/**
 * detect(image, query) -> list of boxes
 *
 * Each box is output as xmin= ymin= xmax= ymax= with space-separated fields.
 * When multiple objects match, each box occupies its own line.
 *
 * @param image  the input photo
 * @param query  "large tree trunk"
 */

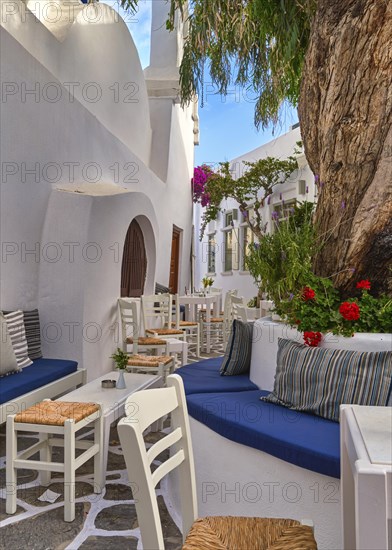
xmin=298 ymin=0 xmax=392 ymax=296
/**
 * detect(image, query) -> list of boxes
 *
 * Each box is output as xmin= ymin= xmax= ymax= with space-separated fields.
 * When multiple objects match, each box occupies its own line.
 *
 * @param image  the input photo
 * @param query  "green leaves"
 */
xmin=120 ymin=0 xmax=316 ymax=128
xmin=197 ymin=154 xmax=298 ymax=240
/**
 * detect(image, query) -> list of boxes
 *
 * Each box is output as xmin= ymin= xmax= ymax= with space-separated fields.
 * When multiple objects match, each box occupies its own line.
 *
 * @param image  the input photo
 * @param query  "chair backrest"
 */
xmin=172 ymin=294 xmax=181 ymax=330
xmin=141 ymin=293 xmax=173 ymax=331
xmin=118 ymin=374 xmax=198 ymax=550
xmin=118 ymin=298 xmax=140 ymax=353
xmin=232 ymin=302 xmax=248 ymax=322
xmin=222 ymin=290 xmax=239 ymax=321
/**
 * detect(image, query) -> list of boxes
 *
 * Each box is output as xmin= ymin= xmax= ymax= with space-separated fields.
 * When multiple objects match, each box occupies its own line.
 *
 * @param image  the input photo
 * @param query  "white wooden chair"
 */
xmin=231 ymin=298 xmax=248 ymax=322
xmin=172 ymin=294 xmax=200 ymax=358
xmin=118 ymin=375 xmax=317 ymax=550
xmin=200 ymin=290 xmax=240 ymax=350
xmin=118 ymin=298 xmax=167 ymax=355
xmin=117 ymin=299 xmax=175 ymax=383
xmin=141 ymin=294 xmax=186 ymax=342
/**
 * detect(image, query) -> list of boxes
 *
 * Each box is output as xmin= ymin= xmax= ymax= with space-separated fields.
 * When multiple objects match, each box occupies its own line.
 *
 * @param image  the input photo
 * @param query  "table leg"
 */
xmin=100 ymin=418 xmax=110 ymax=491
xmin=205 ymin=305 xmax=211 ymax=353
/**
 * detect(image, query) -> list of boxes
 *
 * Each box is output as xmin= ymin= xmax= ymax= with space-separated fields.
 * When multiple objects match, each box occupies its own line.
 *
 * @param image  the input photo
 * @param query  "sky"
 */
xmin=105 ymin=0 xmax=299 ymax=167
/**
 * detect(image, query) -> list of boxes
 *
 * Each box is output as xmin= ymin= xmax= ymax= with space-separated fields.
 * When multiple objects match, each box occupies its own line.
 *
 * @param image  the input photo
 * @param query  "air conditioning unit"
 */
xmin=298 ymin=180 xmax=306 ymax=195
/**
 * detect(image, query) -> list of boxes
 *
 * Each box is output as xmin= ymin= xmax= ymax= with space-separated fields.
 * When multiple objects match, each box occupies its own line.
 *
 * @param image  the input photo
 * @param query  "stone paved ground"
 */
xmin=0 ymin=344 xmax=222 ymax=550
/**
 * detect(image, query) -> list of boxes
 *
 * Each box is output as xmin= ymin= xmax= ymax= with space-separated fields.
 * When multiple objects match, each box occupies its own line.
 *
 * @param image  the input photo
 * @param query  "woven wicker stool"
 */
xmin=6 ymin=399 xmax=103 ymax=522
xmin=183 ymin=516 xmax=317 ymax=550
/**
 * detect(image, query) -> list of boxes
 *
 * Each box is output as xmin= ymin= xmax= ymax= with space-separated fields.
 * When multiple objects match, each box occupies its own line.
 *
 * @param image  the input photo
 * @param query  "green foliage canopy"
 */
xmin=120 ymin=0 xmax=316 ymax=128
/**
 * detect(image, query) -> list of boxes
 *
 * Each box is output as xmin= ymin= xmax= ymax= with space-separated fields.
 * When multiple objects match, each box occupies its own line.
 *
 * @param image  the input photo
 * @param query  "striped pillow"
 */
xmin=0 ymin=313 xmax=20 ymax=376
xmin=3 ymin=310 xmax=33 ymax=369
xmin=262 ymin=338 xmax=392 ymax=422
xmin=220 ymin=319 xmax=253 ymax=376
xmin=23 ymin=309 xmax=42 ymax=360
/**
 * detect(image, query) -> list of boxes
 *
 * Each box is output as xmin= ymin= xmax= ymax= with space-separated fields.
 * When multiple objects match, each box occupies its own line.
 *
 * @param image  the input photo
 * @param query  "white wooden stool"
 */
xmin=165 ymin=338 xmax=189 ymax=367
xmin=6 ymin=399 xmax=103 ymax=522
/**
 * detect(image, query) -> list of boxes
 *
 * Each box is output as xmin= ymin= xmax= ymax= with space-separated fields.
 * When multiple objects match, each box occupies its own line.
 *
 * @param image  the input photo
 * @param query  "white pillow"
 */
xmin=3 ymin=310 xmax=33 ymax=368
xmin=0 ymin=312 xmax=20 ymax=376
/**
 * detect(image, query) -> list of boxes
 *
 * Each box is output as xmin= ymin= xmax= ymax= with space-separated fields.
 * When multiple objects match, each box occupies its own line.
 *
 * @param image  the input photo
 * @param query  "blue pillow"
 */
xmin=220 ymin=319 xmax=253 ymax=376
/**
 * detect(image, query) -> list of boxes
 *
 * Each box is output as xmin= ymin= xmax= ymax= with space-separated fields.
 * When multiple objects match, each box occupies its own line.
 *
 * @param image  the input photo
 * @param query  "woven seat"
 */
xmin=146 ymin=328 xmax=184 ymax=336
xmin=127 ymin=354 xmax=173 ymax=367
xmin=15 ymin=401 xmax=100 ymax=426
xmin=126 ymin=336 xmax=166 ymax=346
xmin=172 ymin=321 xmax=198 ymax=327
xmin=210 ymin=317 xmax=224 ymax=323
xmin=182 ymin=517 xmax=317 ymax=550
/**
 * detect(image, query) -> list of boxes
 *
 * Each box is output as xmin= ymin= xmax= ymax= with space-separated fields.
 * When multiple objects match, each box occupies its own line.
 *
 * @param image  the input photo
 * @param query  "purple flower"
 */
xmin=341 ymin=201 xmax=346 ymax=209
xmin=288 ymin=293 xmax=294 ymax=301
xmin=271 ymin=211 xmax=279 ymax=221
xmin=200 ymin=192 xmax=211 ymax=207
xmin=314 ymin=175 xmax=319 ymax=183
xmin=243 ymin=211 xmax=248 ymax=218
xmin=267 ymin=196 xmax=271 ymax=205
xmin=350 ymin=267 xmax=356 ymax=273
xmin=254 ymin=243 xmax=260 ymax=250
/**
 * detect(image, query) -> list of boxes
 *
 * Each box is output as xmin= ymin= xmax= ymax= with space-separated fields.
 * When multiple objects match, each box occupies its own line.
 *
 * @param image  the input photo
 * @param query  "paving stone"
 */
xmin=0 ymin=500 xmax=26 ymax=521
xmin=106 ymin=473 xmax=121 ymax=481
xmin=95 ymin=503 xmax=138 ymax=531
xmin=0 ymin=466 xmax=38 ymax=489
xmin=103 ymin=483 xmax=134 ymax=501
xmin=79 ymin=535 xmax=138 ymax=549
xmin=158 ymin=495 xmax=182 ymax=548
xmin=106 ymin=450 xmax=126 ymax=471
xmin=17 ymin=481 xmax=95 ymax=507
xmin=0 ymin=502 xmax=89 ymax=550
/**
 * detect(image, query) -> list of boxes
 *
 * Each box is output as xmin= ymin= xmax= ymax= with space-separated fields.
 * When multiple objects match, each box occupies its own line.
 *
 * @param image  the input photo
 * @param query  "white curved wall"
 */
xmin=2 ymin=0 xmax=152 ymax=165
xmin=0 ymin=2 xmax=195 ymax=379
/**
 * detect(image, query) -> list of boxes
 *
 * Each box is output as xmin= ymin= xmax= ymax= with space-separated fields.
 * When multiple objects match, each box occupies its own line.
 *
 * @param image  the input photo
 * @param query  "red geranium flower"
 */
xmin=302 ymin=287 xmax=316 ymax=301
xmin=339 ymin=301 xmax=360 ymax=321
xmin=356 ymin=280 xmax=371 ymax=290
xmin=303 ymin=331 xmax=322 ymax=347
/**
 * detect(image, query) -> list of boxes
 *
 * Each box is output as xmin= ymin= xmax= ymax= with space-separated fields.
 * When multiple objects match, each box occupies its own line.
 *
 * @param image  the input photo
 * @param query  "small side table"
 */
xmin=6 ymin=399 xmax=103 ymax=522
xmin=341 ymin=405 xmax=392 ymax=550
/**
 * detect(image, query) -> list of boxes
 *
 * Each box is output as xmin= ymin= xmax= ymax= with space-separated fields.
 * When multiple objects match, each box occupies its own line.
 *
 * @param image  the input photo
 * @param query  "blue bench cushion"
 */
xmin=178 ymin=357 xmax=258 ymax=395
xmin=0 ymin=358 xmax=78 ymax=404
xmin=186 ymin=389 xmax=340 ymax=478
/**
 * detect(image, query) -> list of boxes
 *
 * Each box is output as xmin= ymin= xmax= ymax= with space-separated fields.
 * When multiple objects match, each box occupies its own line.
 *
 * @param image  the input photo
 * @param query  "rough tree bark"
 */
xmin=298 ymin=0 xmax=392 ymax=296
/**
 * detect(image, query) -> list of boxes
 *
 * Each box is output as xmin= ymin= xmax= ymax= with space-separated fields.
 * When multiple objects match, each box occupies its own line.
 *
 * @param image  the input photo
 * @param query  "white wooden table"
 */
xmin=341 ymin=405 xmax=392 ymax=550
xmin=179 ymin=294 xmax=220 ymax=353
xmin=58 ymin=372 xmax=160 ymax=489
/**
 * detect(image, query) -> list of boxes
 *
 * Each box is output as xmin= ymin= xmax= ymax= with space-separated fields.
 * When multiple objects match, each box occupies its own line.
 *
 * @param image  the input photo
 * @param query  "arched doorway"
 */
xmin=121 ymin=220 xmax=147 ymax=297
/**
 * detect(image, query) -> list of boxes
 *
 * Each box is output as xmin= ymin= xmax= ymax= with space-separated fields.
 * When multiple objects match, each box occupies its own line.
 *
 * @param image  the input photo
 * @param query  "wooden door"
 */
xmin=121 ymin=220 xmax=147 ymax=297
xmin=169 ymin=227 xmax=181 ymax=293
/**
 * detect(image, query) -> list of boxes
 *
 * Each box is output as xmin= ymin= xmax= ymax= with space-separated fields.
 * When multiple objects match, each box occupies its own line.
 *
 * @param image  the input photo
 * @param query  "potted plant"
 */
xmin=110 ymin=348 xmax=128 ymax=388
xmin=202 ymin=276 xmax=214 ymax=294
